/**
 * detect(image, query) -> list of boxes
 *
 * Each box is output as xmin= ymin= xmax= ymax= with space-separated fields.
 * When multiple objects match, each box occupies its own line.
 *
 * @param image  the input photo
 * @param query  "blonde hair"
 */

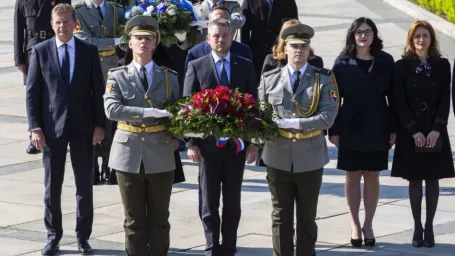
xmin=52 ymin=3 xmax=76 ymax=21
xmin=272 ymin=19 xmax=315 ymax=61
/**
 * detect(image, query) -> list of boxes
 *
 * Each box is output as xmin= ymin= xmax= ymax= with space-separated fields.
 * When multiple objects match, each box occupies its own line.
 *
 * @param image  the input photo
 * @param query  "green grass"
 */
xmin=409 ymin=0 xmax=455 ymax=23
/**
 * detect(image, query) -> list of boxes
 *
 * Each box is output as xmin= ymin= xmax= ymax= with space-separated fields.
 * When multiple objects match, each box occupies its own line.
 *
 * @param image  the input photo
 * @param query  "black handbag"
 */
xmin=415 ymin=137 xmax=442 ymax=153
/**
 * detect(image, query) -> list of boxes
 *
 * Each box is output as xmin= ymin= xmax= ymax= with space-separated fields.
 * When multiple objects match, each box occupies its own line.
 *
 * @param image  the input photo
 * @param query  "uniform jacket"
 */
xmin=14 ymin=0 xmax=71 ymax=66
xmin=240 ymin=0 xmax=298 ymax=81
xmin=329 ymin=51 xmax=396 ymax=151
xmin=74 ymin=0 xmax=125 ymax=52
xmin=259 ymin=65 xmax=339 ymax=172
xmin=261 ymin=53 xmax=324 ymax=74
xmin=26 ymin=37 xmax=105 ymax=139
xmin=104 ymin=63 xmax=179 ymax=174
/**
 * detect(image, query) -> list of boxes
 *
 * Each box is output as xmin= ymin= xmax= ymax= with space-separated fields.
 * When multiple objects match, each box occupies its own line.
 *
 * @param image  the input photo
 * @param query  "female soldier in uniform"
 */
xmin=392 ymin=20 xmax=455 ymax=248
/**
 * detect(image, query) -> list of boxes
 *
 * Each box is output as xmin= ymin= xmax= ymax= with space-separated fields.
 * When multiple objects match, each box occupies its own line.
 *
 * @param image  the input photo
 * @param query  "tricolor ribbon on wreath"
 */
xmin=216 ymin=137 xmax=245 ymax=153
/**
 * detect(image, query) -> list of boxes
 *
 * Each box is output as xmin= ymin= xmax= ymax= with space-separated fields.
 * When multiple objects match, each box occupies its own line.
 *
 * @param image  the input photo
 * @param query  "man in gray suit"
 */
xmin=103 ymin=15 xmax=180 ymax=256
xmin=259 ymin=23 xmax=339 ymax=256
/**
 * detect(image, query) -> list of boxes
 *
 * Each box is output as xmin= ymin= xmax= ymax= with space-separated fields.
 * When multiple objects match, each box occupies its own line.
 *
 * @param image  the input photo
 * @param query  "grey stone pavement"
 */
xmin=0 ymin=0 xmax=455 ymax=255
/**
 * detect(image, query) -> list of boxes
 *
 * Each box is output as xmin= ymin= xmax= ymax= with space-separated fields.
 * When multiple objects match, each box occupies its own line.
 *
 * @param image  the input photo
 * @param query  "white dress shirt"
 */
xmin=212 ymin=51 xmax=231 ymax=83
xmin=55 ymin=36 xmax=76 ymax=83
xmin=132 ymin=60 xmax=154 ymax=89
xmin=288 ymin=63 xmax=308 ymax=89
xmin=91 ymin=0 xmax=106 ymax=17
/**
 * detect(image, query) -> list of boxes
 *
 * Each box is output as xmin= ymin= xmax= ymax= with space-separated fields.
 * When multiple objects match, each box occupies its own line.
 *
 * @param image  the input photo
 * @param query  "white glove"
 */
xmin=184 ymin=133 xmax=205 ymax=138
xmin=274 ymin=118 xmax=300 ymax=129
xmin=114 ymin=36 xmax=123 ymax=45
xmin=144 ymin=108 xmax=173 ymax=118
xmin=174 ymin=32 xmax=187 ymax=42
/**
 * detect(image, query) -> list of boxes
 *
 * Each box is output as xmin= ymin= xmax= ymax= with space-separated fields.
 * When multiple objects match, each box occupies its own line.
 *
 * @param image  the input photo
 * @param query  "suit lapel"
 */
xmin=229 ymin=55 xmax=239 ymax=90
xmin=294 ymin=65 xmax=314 ymax=97
xmin=48 ymin=38 xmax=64 ymax=83
xmin=262 ymin=0 xmax=271 ymax=17
xmin=208 ymin=55 xmax=221 ymax=86
xmin=280 ymin=67 xmax=293 ymax=96
xmin=127 ymin=63 xmax=146 ymax=94
xmin=70 ymin=38 xmax=81 ymax=86
xmin=103 ymin=2 xmax=113 ymax=25
xmin=147 ymin=64 xmax=164 ymax=97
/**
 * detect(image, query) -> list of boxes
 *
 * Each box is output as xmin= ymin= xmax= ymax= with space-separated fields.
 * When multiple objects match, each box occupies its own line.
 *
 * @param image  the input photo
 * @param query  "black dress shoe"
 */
xmin=41 ymin=240 xmax=59 ymax=255
xmin=78 ymin=240 xmax=92 ymax=255
xmin=26 ymin=143 xmax=41 ymax=154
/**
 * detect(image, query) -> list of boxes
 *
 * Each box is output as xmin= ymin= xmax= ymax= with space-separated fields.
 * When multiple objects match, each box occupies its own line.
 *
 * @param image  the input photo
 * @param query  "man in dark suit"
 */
xmin=26 ymin=4 xmax=105 ymax=255
xmin=184 ymin=5 xmax=252 ymax=74
xmin=14 ymin=0 xmax=72 ymax=154
xmin=183 ymin=18 xmax=258 ymax=256
xmin=241 ymin=0 xmax=298 ymax=82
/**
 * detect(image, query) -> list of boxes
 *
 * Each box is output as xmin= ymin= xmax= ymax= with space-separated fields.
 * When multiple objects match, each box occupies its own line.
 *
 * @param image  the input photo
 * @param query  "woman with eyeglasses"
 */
xmin=392 ymin=20 xmax=454 ymax=248
xmin=328 ymin=17 xmax=396 ymax=247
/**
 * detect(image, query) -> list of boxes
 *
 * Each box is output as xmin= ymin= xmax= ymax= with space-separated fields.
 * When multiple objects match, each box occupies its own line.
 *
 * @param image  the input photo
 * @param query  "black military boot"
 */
xmin=101 ymin=159 xmax=110 ymax=184
xmin=93 ymin=158 xmax=101 ymax=185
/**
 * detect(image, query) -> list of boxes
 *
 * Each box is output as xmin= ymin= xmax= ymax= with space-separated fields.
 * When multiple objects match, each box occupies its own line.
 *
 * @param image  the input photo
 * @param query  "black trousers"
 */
xmin=198 ymin=142 xmax=246 ymax=256
xmin=267 ymin=167 xmax=323 ymax=256
xmin=116 ymin=164 xmax=174 ymax=256
xmin=43 ymin=120 xmax=94 ymax=241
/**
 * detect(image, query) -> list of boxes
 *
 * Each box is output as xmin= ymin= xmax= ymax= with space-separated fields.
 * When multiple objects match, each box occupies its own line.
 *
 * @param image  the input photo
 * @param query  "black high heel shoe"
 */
xmin=424 ymin=225 xmax=435 ymax=248
xmin=412 ymin=226 xmax=424 ymax=247
xmin=362 ymin=228 xmax=376 ymax=247
xmin=351 ymin=229 xmax=362 ymax=247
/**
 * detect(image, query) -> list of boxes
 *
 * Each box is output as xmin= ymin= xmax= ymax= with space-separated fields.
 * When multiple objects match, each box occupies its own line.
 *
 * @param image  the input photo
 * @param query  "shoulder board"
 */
xmin=224 ymin=0 xmax=238 ymax=2
xmin=163 ymin=67 xmax=178 ymax=75
xmin=263 ymin=68 xmax=280 ymax=77
xmin=73 ymin=2 xmax=85 ymax=9
xmin=108 ymin=65 xmax=127 ymax=72
xmin=314 ymin=67 xmax=332 ymax=76
xmin=109 ymin=2 xmax=124 ymax=9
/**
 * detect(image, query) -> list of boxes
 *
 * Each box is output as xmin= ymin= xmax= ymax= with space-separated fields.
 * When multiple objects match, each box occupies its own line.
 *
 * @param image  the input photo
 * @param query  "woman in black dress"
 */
xmin=392 ymin=20 xmax=455 ymax=248
xmin=261 ymin=19 xmax=324 ymax=74
xmin=328 ymin=17 xmax=396 ymax=247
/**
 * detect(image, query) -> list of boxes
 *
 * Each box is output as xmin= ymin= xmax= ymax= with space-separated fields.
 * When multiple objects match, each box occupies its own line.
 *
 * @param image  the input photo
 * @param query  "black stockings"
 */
xmin=409 ymin=180 xmax=439 ymax=241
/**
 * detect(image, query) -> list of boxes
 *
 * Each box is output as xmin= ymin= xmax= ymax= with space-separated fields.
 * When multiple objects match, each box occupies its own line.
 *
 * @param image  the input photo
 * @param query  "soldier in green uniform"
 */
xmin=258 ymin=24 xmax=339 ymax=256
xmin=103 ymin=15 xmax=180 ymax=256
xmin=74 ymin=0 xmax=126 ymax=184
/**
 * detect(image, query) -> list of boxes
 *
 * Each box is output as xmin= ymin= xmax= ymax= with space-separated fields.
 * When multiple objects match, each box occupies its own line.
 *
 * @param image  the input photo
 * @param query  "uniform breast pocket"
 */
xmin=269 ymin=97 xmax=285 ymax=118
xmin=87 ymin=23 xmax=101 ymax=35
xmin=299 ymin=87 xmax=315 ymax=110
xmin=122 ymin=90 xmax=136 ymax=104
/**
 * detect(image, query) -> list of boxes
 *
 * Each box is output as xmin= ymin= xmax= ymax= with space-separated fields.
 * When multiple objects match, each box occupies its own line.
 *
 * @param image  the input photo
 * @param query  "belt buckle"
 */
xmin=291 ymin=133 xmax=297 ymax=139
xmin=420 ymin=102 xmax=428 ymax=111
xmin=141 ymin=127 xmax=146 ymax=132
xmin=39 ymin=31 xmax=46 ymax=39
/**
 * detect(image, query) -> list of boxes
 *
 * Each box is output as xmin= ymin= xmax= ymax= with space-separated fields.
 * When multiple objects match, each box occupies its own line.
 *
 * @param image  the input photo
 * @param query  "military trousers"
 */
xmin=116 ymin=164 xmax=174 ymax=256
xmin=267 ymin=166 xmax=323 ymax=256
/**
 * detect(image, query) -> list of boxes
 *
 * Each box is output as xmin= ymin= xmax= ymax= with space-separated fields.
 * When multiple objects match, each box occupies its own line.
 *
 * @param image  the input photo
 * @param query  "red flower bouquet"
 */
xmin=166 ymin=86 xmax=279 ymax=144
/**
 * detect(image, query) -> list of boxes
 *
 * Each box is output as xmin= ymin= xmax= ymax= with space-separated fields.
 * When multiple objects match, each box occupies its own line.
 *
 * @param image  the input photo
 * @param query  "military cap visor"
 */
xmin=125 ymin=15 xmax=159 ymax=37
xmin=281 ymin=24 xmax=315 ymax=45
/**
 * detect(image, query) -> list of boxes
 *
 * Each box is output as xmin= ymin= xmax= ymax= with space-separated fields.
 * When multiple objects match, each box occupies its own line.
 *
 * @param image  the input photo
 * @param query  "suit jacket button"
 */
xmin=292 ymin=139 xmax=296 ymax=143
xmin=142 ymin=124 xmax=146 ymax=127
xmin=292 ymin=113 xmax=296 ymax=116
xmin=141 ymin=138 xmax=145 ymax=141
xmin=144 ymin=96 xmax=148 ymax=99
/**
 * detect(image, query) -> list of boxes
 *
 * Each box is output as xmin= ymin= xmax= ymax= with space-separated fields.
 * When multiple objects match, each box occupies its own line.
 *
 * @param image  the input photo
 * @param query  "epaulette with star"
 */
xmin=108 ymin=65 xmax=127 ymax=72
xmin=109 ymin=2 xmax=124 ymax=9
xmin=263 ymin=68 xmax=280 ymax=77
xmin=314 ymin=67 xmax=332 ymax=76
xmin=163 ymin=67 xmax=178 ymax=76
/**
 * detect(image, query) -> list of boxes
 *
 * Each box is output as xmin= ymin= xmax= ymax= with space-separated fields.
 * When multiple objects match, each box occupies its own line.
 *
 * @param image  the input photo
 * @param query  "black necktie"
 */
xmin=219 ymin=59 xmax=229 ymax=86
xmin=97 ymin=6 xmax=104 ymax=20
xmin=61 ymin=44 xmax=70 ymax=86
xmin=293 ymin=71 xmax=301 ymax=94
xmin=140 ymin=66 xmax=148 ymax=92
